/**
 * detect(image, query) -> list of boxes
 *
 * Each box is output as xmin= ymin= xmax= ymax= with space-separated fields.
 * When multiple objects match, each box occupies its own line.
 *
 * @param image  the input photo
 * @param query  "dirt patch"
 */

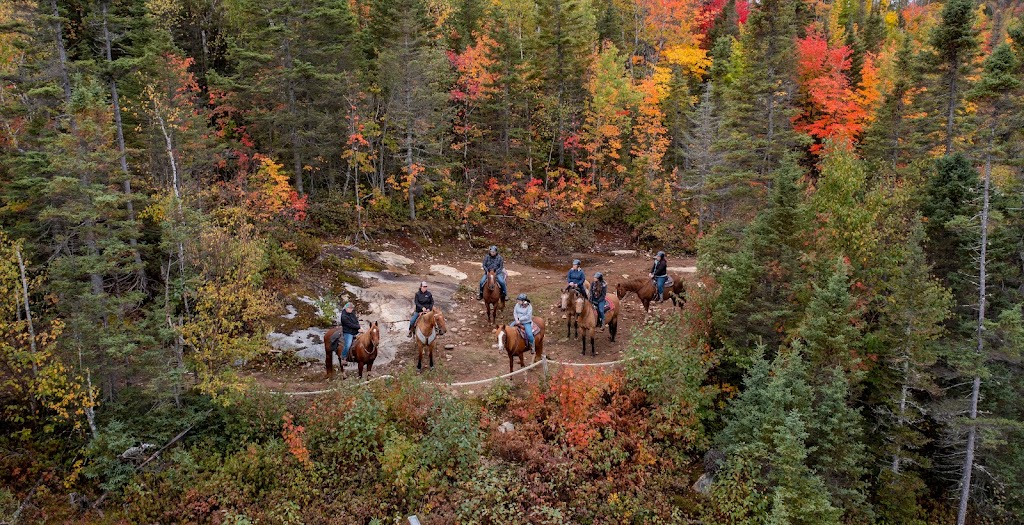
xmin=254 ymin=237 xmax=696 ymax=392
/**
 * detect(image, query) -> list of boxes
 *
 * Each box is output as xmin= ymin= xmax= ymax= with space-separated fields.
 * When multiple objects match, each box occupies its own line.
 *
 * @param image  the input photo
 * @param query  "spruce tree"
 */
xmin=928 ymin=0 xmax=979 ymax=154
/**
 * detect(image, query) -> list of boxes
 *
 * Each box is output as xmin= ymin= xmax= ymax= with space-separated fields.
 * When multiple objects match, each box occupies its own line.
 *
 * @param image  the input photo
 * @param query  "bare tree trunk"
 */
xmin=16 ymin=248 xmax=38 ymax=385
xmin=956 ymin=145 xmax=991 ymax=525
xmin=101 ymin=2 xmax=147 ymax=291
xmin=155 ymin=111 xmax=190 ymax=317
xmin=892 ymin=357 xmax=910 ymax=474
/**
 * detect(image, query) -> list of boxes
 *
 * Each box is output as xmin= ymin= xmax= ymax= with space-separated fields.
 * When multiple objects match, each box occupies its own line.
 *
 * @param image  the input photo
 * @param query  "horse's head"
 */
xmin=486 ymin=269 xmax=496 ymax=288
xmin=368 ymin=321 xmax=380 ymax=347
xmin=615 ymin=282 xmax=625 ymax=298
xmin=432 ymin=307 xmax=447 ymax=336
xmin=574 ymin=295 xmax=585 ymax=314
xmin=560 ymin=289 xmax=569 ymax=310
xmin=495 ymin=325 xmax=506 ymax=352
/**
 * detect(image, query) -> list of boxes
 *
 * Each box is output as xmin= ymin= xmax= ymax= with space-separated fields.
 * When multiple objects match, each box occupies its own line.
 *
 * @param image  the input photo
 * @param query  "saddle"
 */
xmin=652 ymin=276 xmax=674 ymax=288
xmin=515 ymin=324 xmax=540 ymax=338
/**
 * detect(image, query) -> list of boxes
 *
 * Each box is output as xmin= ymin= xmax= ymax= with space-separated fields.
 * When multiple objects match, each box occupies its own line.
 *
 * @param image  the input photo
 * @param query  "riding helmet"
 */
xmin=489 ymin=245 xmax=498 ymax=254
xmin=594 ymin=272 xmax=603 ymax=280
xmin=572 ymin=259 xmax=581 ymax=266
xmin=517 ymin=293 xmax=529 ymax=302
xmin=657 ymin=251 xmax=665 ymax=258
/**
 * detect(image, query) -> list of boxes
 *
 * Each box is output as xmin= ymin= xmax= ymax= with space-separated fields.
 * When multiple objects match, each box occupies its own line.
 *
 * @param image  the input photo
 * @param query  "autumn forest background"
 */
xmin=2 ymin=0 xmax=1024 ymax=522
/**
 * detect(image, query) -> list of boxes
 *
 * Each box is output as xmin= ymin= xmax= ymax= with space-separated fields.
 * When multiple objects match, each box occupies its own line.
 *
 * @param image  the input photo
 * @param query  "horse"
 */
xmin=577 ymin=294 xmax=620 ymax=356
xmin=482 ymin=269 xmax=505 ymax=324
xmin=495 ymin=317 xmax=546 ymax=374
xmin=324 ymin=321 xmax=380 ymax=379
xmin=615 ymin=274 xmax=686 ymax=312
xmin=413 ymin=307 xmax=448 ymax=370
xmin=560 ymin=286 xmax=586 ymax=339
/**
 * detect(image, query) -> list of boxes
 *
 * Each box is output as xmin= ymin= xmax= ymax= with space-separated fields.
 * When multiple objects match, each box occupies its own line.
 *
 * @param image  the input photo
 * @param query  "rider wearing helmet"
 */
xmin=512 ymin=293 xmax=536 ymax=353
xmin=478 ymin=245 xmax=508 ymax=302
xmin=650 ymin=251 xmax=668 ymax=302
xmin=590 ymin=272 xmax=608 ymax=331
xmin=566 ymin=259 xmax=587 ymax=299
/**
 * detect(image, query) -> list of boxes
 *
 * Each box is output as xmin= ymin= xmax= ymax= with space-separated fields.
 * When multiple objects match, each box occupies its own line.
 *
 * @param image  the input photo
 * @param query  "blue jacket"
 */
xmin=567 ymin=268 xmax=586 ymax=287
xmin=483 ymin=253 xmax=505 ymax=273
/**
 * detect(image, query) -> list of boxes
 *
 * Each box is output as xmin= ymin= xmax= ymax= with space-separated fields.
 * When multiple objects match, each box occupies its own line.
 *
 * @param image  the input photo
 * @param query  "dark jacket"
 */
xmin=651 ymin=258 xmax=667 ymax=277
xmin=590 ymin=280 xmax=607 ymax=303
xmin=567 ymin=268 xmax=586 ymax=288
xmin=340 ymin=310 xmax=360 ymax=335
xmin=414 ymin=290 xmax=434 ymax=312
xmin=482 ymin=253 xmax=505 ymax=273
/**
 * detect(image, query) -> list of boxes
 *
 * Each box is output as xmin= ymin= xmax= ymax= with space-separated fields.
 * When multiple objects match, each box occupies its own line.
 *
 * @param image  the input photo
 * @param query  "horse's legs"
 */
xmin=508 ymin=355 xmax=514 ymax=373
xmin=581 ymin=332 xmax=587 ymax=356
xmin=325 ymin=346 xmax=333 ymax=377
xmin=429 ymin=346 xmax=435 ymax=370
xmin=609 ymin=320 xmax=617 ymax=342
xmin=358 ymin=362 xmax=364 ymax=379
xmin=417 ymin=346 xmax=423 ymax=370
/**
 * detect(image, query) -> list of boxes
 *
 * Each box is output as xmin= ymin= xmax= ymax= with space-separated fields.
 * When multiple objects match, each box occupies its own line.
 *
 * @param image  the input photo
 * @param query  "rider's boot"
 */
xmin=530 ymin=342 xmax=536 ymax=355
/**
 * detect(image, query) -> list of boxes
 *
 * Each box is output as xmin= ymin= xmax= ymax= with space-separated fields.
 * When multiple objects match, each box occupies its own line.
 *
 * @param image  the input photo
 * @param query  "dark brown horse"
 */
xmin=482 ymin=269 xmax=505 ymax=324
xmin=324 ymin=321 xmax=380 ymax=378
xmin=577 ymin=294 xmax=620 ymax=356
xmin=413 ymin=307 xmax=448 ymax=370
xmin=616 ymin=275 xmax=686 ymax=312
xmin=559 ymin=286 xmax=586 ymax=339
xmin=495 ymin=317 xmax=546 ymax=373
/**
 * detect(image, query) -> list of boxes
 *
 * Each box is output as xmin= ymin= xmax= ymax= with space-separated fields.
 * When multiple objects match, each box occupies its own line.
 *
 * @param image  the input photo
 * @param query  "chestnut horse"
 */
xmin=559 ymin=286 xmax=586 ymax=339
xmin=495 ymin=317 xmax=546 ymax=373
xmin=615 ymin=275 xmax=686 ymax=312
xmin=324 ymin=321 xmax=380 ymax=378
xmin=413 ymin=307 xmax=448 ymax=370
xmin=577 ymin=294 xmax=620 ymax=356
xmin=482 ymin=269 xmax=505 ymax=324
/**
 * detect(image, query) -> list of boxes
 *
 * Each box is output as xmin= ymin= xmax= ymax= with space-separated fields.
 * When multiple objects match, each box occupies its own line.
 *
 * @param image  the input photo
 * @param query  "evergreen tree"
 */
xmin=928 ymin=0 xmax=979 ymax=155
xmin=710 ymin=349 xmax=843 ymax=525
xmin=713 ymin=0 xmax=808 ymax=209
xmin=533 ymin=0 xmax=597 ymax=168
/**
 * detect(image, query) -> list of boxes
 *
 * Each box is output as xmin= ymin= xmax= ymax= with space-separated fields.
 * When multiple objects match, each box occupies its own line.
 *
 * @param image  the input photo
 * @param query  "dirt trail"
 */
xmin=253 ymin=241 xmax=696 ymax=393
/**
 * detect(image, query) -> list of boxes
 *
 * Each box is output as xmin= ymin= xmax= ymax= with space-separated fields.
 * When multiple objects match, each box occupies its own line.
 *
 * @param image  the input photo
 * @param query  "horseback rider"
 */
xmin=330 ymin=302 xmax=361 ymax=362
xmin=478 ymin=245 xmax=508 ymax=302
xmin=566 ymin=259 xmax=588 ymax=299
xmin=590 ymin=273 xmax=608 ymax=331
xmin=650 ymin=251 xmax=668 ymax=302
xmin=511 ymin=293 xmax=535 ymax=354
xmin=408 ymin=281 xmax=434 ymax=338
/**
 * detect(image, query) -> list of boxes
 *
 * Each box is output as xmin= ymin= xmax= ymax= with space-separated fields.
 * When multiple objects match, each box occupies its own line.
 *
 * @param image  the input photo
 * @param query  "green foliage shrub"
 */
xmin=624 ymin=313 xmax=718 ymax=453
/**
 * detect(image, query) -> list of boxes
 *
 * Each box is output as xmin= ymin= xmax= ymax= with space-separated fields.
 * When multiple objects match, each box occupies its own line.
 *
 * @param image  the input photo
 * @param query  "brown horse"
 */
xmin=494 ymin=317 xmax=546 ymax=373
xmin=413 ymin=307 xmax=448 ymax=370
xmin=324 ymin=321 xmax=380 ymax=378
xmin=559 ymin=286 xmax=586 ymax=339
xmin=616 ymin=275 xmax=686 ymax=312
xmin=577 ymin=294 xmax=620 ymax=356
xmin=482 ymin=269 xmax=505 ymax=324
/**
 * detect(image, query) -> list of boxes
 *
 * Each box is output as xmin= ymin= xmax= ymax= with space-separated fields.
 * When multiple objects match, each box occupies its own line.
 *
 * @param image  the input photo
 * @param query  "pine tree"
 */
xmin=376 ymin=0 xmax=452 ymax=219
xmin=713 ymin=0 xmax=808 ymax=198
xmin=928 ymin=0 xmax=980 ymax=155
xmin=793 ymin=258 xmax=865 ymax=381
xmin=533 ymin=0 xmax=597 ymax=168
xmin=711 ymin=349 xmax=843 ymax=525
